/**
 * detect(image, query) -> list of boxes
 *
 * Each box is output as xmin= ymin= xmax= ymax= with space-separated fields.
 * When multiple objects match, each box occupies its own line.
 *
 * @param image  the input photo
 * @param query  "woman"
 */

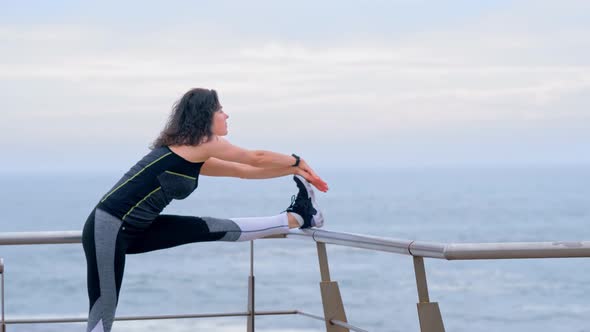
xmin=82 ymin=88 xmax=328 ymax=332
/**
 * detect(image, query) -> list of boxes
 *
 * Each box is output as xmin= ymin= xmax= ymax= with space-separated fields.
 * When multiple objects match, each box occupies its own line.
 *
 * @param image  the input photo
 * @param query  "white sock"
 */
xmin=290 ymin=213 xmax=304 ymax=227
xmin=230 ymin=213 xmax=290 ymax=241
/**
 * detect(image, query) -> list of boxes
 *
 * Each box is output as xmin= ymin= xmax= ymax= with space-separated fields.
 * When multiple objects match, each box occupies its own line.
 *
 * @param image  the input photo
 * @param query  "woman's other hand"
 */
xmin=294 ymin=160 xmax=329 ymax=192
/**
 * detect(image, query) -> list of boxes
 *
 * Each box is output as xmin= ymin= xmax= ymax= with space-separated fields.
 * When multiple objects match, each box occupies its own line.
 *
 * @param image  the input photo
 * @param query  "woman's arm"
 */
xmin=201 ymin=157 xmax=297 ymax=179
xmin=202 ymin=137 xmax=297 ymax=168
xmin=200 ymin=137 xmax=329 ymax=191
xmin=242 ymin=166 xmax=297 ymax=179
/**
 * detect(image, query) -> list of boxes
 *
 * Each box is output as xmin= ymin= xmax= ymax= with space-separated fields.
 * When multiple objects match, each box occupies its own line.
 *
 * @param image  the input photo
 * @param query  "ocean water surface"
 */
xmin=1 ymin=165 xmax=589 ymax=331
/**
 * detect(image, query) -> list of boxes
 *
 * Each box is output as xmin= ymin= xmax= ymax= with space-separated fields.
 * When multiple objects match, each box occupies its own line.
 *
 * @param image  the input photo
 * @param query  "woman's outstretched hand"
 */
xmin=295 ymin=160 xmax=329 ymax=192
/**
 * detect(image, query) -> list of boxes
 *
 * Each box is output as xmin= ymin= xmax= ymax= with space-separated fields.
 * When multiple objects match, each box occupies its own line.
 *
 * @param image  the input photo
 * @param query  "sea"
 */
xmin=1 ymin=165 xmax=589 ymax=332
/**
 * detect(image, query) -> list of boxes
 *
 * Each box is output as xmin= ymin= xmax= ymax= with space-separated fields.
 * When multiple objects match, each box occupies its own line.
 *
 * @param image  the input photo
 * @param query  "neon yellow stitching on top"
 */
xmin=165 ymin=170 xmax=197 ymax=180
xmin=101 ymin=152 xmax=172 ymax=203
xmin=122 ymin=187 xmax=162 ymax=221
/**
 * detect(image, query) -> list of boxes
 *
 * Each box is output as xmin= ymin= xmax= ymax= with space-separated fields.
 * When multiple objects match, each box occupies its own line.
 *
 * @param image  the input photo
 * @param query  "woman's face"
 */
xmin=211 ymin=107 xmax=229 ymax=136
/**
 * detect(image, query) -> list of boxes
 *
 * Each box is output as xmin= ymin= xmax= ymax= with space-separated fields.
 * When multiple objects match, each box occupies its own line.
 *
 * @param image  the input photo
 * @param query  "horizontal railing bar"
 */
xmin=444 ymin=242 xmax=590 ymax=260
xmin=288 ymin=229 xmax=590 ymax=260
xmin=290 ymin=229 xmax=420 ymax=256
xmin=332 ymin=319 xmax=369 ymax=332
xmin=2 ymin=230 xmax=590 ymax=260
xmin=296 ymin=311 xmax=368 ymax=332
xmin=5 ymin=310 xmax=299 ymax=324
xmin=296 ymin=310 xmax=327 ymax=321
xmin=0 ymin=231 xmax=80 ymax=245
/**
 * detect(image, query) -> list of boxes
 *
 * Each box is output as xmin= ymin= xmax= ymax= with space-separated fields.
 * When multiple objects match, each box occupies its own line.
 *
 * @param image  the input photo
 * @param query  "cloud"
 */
xmin=1 ymin=1 xmax=589 ymax=170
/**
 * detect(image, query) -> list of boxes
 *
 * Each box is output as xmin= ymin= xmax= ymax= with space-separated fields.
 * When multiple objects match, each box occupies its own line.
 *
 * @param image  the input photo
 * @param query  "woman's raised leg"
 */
xmin=126 ymin=175 xmax=324 ymax=254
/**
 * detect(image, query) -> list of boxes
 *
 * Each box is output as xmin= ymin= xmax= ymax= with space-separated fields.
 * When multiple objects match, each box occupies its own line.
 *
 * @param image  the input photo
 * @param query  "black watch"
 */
xmin=291 ymin=154 xmax=300 ymax=167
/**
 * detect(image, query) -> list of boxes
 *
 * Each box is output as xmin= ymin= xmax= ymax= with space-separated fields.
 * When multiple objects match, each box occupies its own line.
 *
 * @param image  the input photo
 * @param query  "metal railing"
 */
xmin=2 ymin=228 xmax=590 ymax=332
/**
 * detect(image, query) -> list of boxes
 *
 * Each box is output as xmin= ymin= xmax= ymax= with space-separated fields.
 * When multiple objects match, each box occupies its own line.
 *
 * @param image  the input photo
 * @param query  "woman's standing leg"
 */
xmin=82 ymin=208 xmax=129 ymax=332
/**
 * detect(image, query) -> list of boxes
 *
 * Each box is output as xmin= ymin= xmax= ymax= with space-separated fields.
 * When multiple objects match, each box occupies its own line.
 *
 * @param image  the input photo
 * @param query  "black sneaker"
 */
xmin=285 ymin=175 xmax=324 ymax=228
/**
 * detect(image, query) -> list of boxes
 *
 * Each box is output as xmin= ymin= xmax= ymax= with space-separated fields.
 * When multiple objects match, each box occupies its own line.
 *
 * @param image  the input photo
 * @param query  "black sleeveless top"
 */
xmin=97 ymin=146 xmax=205 ymax=228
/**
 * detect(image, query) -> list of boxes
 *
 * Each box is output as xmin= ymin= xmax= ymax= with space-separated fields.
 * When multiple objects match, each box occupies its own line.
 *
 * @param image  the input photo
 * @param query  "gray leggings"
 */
xmin=82 ymin=208 xmax=289 ymax=332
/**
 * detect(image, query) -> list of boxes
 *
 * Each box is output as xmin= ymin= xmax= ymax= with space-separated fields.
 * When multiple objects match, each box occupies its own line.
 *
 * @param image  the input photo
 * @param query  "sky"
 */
xmin=1 ymin=0 xmax=589 ymax=172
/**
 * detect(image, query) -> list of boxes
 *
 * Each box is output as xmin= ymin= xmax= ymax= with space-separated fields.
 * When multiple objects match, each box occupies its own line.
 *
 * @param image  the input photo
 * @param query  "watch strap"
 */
xmin=291 ymin=154 xmax=300 ymax=167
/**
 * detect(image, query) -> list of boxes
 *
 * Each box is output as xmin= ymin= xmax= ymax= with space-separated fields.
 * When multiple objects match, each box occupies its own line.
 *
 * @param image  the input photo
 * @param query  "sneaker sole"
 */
xmin=294 ymin=175 xmax=324 ymax=228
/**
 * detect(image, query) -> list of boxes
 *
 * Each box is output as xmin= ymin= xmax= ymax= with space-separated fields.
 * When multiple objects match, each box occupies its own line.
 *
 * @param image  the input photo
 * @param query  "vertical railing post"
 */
xmin=316 ymin=242 xmax=349 ymax=332
xmin=1 ymin=258 xmax=5 ymax=332
xmin=413 ymin=256 xmax=445 ymax=332
xmin=247 ymin=241 xmax=255 ymax=332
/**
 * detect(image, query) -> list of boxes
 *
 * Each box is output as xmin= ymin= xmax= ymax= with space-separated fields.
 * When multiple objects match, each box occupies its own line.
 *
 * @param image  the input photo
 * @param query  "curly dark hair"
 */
xmin=151 ymin=88 xmax=221 ymax=149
